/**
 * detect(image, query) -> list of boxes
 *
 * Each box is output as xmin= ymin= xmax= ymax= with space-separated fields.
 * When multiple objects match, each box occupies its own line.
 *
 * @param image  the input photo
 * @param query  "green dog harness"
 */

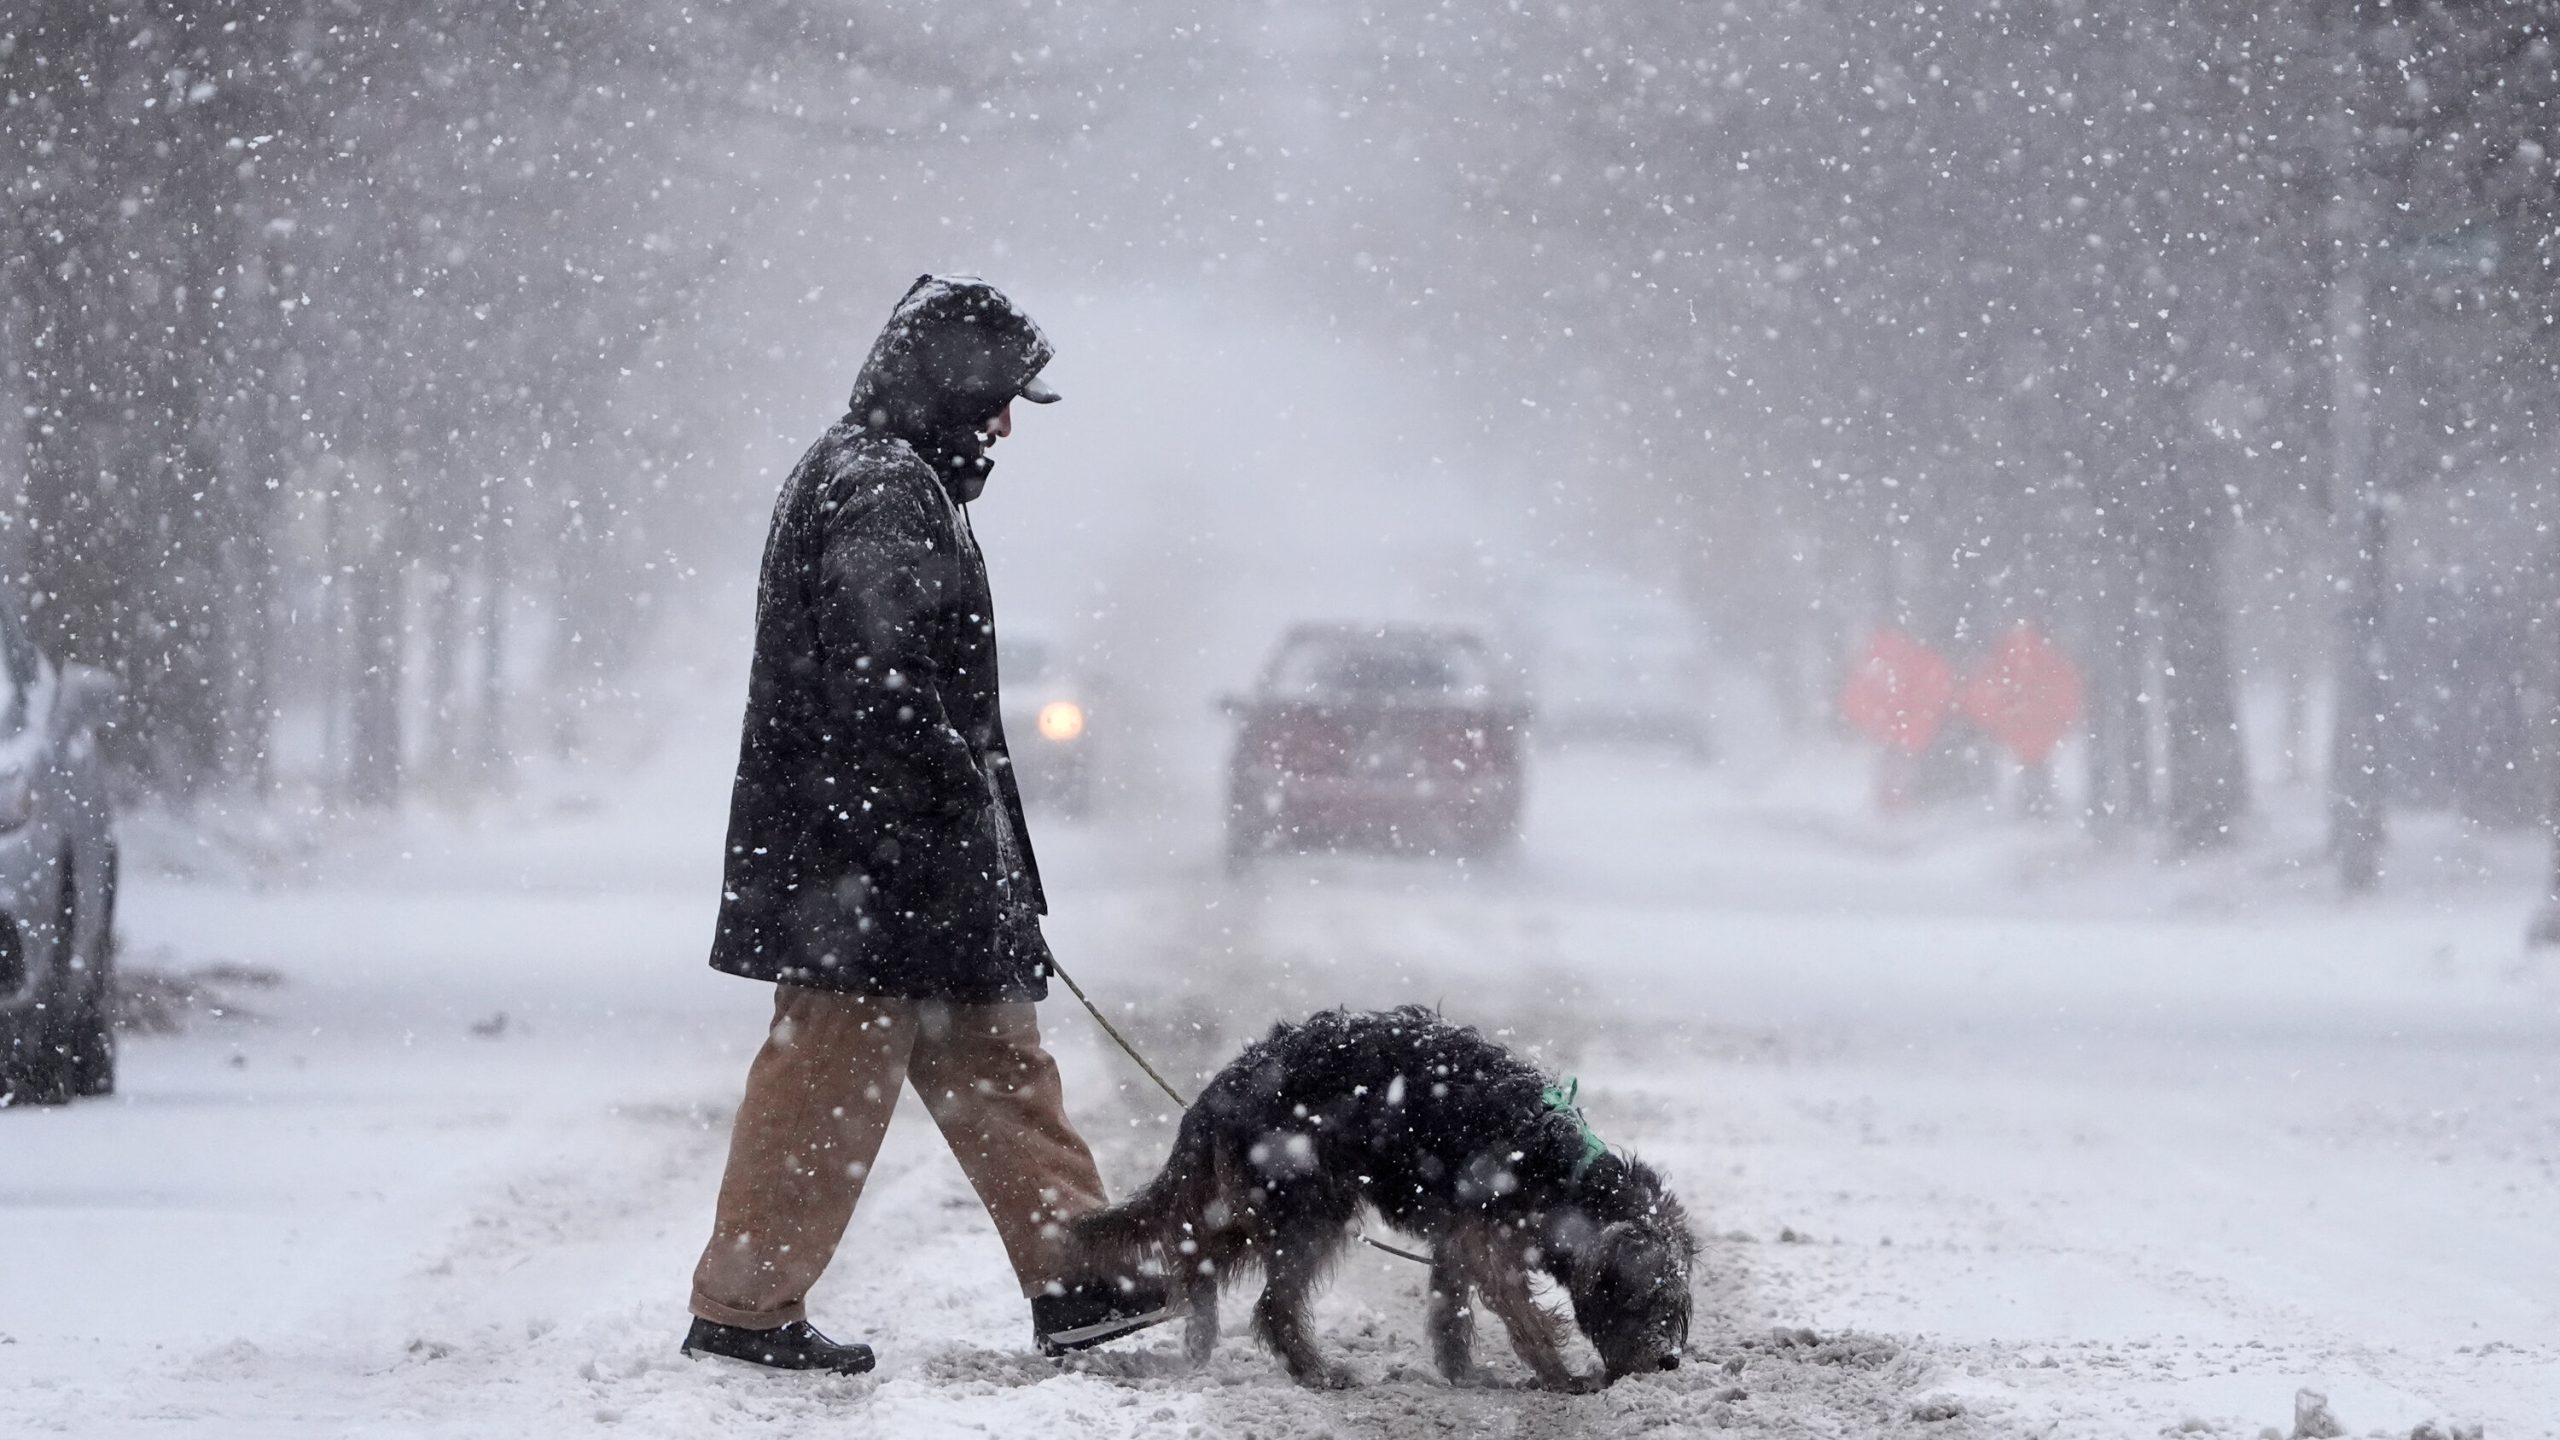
xmin=1541 ymin=1076 xmax=1609 ymax=1181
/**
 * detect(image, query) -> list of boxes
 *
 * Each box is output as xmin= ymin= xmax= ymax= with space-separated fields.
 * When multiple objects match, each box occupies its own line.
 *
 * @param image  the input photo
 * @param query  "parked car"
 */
xmin=1523 ymin=572 xmax=1714 ymax=758
xmin=0 ymin=597 xmax=122 ymax=1107
xmin=1223 ymin=623 xmax=1527 ymax=866
xmin=999 ymin=632 xmax=1105 ymax=820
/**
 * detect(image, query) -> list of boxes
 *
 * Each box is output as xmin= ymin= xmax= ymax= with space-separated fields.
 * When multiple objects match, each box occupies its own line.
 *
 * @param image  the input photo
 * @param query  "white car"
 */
xmin=1523 ymin=575 xmax=1715 ymax=759
xmin=0 ymin=596 xmax=123 ymax=1106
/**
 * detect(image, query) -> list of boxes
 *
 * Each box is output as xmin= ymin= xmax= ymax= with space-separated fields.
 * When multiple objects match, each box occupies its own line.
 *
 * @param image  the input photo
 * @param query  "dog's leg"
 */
xmin=1181 ymin=1238 xmax=1222 ymax=1368
xmin=1251 ymin=1221 xmax=1351 ymax=1389
xmin=1467 ymin=1240 xmax=1592 ymax=1392
xmin=1427 ymin=1236 xmax=1481 ymax=1385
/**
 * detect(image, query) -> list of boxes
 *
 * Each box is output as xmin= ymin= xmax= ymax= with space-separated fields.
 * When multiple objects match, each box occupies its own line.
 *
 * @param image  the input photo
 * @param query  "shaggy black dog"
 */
xmin=1072 ymin=1006 xmax=1695 ymax=1390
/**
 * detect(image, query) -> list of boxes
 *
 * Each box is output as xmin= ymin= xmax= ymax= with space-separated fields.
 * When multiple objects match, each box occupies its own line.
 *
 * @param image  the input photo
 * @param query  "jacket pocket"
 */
xmin=861 ymin=805 xmax=1007 ymax=952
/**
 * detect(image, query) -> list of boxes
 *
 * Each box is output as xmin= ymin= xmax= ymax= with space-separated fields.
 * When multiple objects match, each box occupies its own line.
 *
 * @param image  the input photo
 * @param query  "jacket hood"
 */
xmin=847 ymin=276 xmax=1055 ymax=498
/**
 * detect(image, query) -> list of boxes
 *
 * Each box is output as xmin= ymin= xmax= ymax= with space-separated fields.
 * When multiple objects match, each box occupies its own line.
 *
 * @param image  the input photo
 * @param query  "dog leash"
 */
xmin=1050 ymin=957 xmax=1433 ymax=1267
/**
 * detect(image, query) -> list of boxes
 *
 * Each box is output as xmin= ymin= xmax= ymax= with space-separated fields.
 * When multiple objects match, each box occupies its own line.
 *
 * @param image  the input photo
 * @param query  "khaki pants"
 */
xmin=689 ymin=985 xmax=1109 ymax=1329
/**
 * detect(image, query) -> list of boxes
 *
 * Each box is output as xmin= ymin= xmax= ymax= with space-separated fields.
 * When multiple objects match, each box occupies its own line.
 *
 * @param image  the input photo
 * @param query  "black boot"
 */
xmin=1032 ymin=1278 xmax=1176 ymax=1356
xmin=681 ymin=1317 xmax=876 ymax=1375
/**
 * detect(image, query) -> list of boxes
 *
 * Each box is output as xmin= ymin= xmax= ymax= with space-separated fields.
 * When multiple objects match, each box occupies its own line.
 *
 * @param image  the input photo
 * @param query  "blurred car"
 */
xmin=999 ymin=633 xmax=1105 ymax=820
xmin=0 ymin=595 xmax=122 ymax=1106
xmin=1524 ymin=573 xmax=1714 ymax=758
xmin=1223 ymin=623 xmax=1527 ymax=866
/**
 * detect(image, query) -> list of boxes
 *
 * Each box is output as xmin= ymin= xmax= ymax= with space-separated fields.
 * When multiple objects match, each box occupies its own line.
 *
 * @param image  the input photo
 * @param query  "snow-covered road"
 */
xmin=3 ymin=735 xmax=2551 ymax=1438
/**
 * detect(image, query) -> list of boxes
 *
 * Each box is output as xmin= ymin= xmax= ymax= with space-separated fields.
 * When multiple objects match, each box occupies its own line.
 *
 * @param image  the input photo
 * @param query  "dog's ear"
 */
xmin=1582 ymin=1219 xmax=1641 ymax=1286
xmin=1649 ymin=1188 xmax=1700 ymax=1261
xmin=1617 ymin=1156 xmax=1700 ymax=1257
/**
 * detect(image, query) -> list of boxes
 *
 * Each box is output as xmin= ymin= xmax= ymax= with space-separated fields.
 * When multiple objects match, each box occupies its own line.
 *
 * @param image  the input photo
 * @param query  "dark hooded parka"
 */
xmin=710 ymin=275 xmax=1060 ymax=1002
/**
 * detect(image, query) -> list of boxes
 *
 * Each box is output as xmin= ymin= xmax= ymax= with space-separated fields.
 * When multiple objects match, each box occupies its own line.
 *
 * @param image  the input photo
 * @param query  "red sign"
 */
xmin=1840 ymin=629 xmax=1955 ymax=755
xmin=1959 ymin=623 xmax=2083 ymax=764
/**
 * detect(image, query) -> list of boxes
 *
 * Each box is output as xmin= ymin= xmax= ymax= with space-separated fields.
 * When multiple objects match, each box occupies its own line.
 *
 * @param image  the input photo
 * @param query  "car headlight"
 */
xmin=0 ymin=768 xmax=33 ymax=831
xmin=1037 ymin=701 xmax=1085 ymax=742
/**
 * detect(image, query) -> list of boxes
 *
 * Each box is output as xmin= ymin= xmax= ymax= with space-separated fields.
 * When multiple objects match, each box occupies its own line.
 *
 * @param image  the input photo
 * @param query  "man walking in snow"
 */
xmin=682 ymin=275 xmax=1169 ymax=1374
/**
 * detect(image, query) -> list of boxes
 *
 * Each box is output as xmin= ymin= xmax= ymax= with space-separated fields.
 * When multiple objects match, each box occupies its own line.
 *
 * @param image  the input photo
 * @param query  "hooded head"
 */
xmin=847 ymin=274 xmax=1059 ymax=502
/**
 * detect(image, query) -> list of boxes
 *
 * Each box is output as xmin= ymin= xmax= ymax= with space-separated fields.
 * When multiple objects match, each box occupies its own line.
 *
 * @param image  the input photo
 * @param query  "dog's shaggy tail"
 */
xmin=1070 ymin=1103 xmax=1221 ymax=1276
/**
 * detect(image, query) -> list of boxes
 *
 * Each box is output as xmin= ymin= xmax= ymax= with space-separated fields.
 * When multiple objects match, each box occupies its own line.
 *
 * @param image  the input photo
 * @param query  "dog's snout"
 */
xmin=1659 ymin=1354 xmax=1681 ymax=1371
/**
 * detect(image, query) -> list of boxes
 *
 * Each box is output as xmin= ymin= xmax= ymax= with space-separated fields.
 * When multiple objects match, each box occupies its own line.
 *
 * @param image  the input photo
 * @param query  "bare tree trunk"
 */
xmin=2083 ymin=652 xmax=2118 ymax=830
xmin=475 ymin=516 xmax=512 ymax=789
xmin=422 ymin=565 xmax=462 ymax=793
xmin=2326 ymin=258 xmax=2386 ymax=893
xmin=2082 ymin=538 xmax=2129 ymax=836
xmin=2269 ymin=507 xmax=2317 ymax=787
xmin=2279 ymin=659 xmax=2312 ymax=786
xmin=2330 ymin=499 xmax=2390 ymax=893
xmin=238 ymin=512 xmax=278 ymax=799
xmin=2532 ymin=615 xmax=2560 ymax=945
xmin=1809 ymin=527 xmax=1851 ymax=740
xmin=2535 ymin=802 xmax=2560 ymax=947
xmin=137 ymin=100 xmax=240 ymax=797
xmin=2083 ymin=520 xmax=2154 ymax=839
xmin=0 ymin=288 xmax=24 ymax=581
xmin=346 ymin=557 xmax=404 ymax=809
xmin=2125 ymin=572 xmax=2160 ymax=829
xmin=2154 ymin=485 xmax=2250 ymax=851
xmin=1904 ymin=492 xmax=1994 ymax=807
xmin=2531 ymin=542 xmax=2560 ymax=946
xmin=317 ymin=486 xmax=345 ymax=803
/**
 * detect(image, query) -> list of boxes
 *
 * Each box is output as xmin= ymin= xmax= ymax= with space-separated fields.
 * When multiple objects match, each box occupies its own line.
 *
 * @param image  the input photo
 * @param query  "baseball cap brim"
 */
xmin=1017 ymin=372 xmax=1063 ymax=404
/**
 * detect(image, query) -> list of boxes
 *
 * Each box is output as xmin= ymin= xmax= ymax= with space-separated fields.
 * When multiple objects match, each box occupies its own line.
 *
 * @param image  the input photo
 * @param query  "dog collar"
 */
xmin=1541 ymin=1076 xmax=1608 ymax=1181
